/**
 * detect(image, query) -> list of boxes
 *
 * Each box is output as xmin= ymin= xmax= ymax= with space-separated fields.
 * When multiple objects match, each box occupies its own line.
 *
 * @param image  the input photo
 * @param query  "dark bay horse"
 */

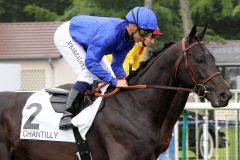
xmin=0 ymin=25 xmax=231 ymax=160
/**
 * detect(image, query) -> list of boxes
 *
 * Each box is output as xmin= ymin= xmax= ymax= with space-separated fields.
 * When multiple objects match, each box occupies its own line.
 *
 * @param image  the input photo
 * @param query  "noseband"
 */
xmin=174 ymin=37 xmax=220 ymax=97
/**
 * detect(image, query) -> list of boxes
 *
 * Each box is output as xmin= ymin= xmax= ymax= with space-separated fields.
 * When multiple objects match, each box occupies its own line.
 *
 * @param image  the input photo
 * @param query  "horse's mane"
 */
xmin=127 ymin=42 xmax=175 ymax=80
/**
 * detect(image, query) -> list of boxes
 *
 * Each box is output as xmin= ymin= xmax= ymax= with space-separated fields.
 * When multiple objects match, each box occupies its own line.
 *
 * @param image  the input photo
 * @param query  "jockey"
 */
xmin=54 ymin=6 xmax=160 ymax=130
xmin=105 ymin=28 xmax=161 ymax=75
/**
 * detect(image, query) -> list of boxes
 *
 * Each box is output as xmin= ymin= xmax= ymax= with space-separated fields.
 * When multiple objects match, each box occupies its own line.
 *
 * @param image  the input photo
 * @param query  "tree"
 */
xmin=190 ymin=0 xmax=240 ymax=39
xmin=0 ymin=0 xmax=72 ymax=22
xmin=179 ymin=0 xmax=192 ymax=35
xmin=151 ymin=0 xmax=183 ymax=49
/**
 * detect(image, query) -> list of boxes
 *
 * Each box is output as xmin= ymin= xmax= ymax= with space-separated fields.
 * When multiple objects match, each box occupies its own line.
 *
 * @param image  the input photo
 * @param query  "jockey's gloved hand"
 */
xmin=116 ymin=79 xmax=128 ymax=88
xmin=110 ymin=78 xmax=128 ymax=88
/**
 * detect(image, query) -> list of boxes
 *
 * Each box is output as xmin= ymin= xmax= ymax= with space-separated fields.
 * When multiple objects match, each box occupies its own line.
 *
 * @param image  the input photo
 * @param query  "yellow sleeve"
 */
xmin=104 ymin=44 xmax=146 ymax=76
xmin=123 ymin=43 xmax=146 ymax=75
xmin=123 ymin=44 xmax=139 ymax=75
xmin=132 ymin=47 xmax=146 ymax=70
xmin=104 ymin=54 xmax=113 ymax=63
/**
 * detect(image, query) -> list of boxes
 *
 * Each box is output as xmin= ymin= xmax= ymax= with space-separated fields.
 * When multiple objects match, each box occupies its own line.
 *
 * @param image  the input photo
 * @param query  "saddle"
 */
xmin=45 ymin=81 xmax=102 ymax=114
xmin=44 ymin=88 xmax=69 ymax=113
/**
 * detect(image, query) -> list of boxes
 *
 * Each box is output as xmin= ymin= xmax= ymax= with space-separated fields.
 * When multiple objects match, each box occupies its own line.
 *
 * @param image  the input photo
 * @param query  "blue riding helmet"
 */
xmin=126 ymin=7 xmax=159 ymax=31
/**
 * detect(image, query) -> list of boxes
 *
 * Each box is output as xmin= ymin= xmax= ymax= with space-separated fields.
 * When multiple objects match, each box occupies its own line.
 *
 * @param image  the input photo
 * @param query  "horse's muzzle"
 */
xmin=220 ymin=91 xmax=232 ymax=103
xmin=209 ymin=90 xmax=232 ymax=108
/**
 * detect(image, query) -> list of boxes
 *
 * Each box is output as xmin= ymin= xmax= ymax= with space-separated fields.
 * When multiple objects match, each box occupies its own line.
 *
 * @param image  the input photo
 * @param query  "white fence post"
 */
xmin=203 ymin=110 xmax=209 ymax=160
xmin=174 ymin=122 xmax=179 ymax=160
xmin=215 ymin=119 xmax=219 ymax=160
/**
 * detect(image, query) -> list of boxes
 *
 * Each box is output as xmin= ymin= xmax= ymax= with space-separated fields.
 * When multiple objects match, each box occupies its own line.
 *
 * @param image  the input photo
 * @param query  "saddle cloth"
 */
xmin=20 ymin=85 xmax=108 ymax=142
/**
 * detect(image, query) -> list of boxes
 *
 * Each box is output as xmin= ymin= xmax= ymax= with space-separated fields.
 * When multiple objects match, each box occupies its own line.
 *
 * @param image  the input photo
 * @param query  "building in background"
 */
xmin=0 ymin=22 xmax=76 ymax=91
xmin=207 ymin=41 xmax=240 ymax=89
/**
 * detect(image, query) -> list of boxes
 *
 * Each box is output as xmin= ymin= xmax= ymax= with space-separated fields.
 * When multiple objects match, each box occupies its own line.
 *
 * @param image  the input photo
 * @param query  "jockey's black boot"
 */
xmin=59 ymin=88 xmax=83 ymax=130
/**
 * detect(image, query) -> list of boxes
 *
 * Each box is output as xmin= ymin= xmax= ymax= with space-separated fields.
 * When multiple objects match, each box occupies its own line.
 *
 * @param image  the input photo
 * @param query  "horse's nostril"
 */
xmin=220 ymin=91 xmax=232 ymax=101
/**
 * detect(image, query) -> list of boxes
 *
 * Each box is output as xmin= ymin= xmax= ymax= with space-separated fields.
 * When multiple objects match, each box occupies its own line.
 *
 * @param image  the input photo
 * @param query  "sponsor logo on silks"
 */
xmin=66 ymin=40 xmax=86 ymax=70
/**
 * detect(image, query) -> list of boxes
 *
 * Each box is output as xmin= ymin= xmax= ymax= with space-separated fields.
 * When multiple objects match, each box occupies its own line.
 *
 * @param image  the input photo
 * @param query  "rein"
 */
xmin=95 ymin=38 xmax=220 ymax=98
xmin=95 ymin=82 xmax=194 ymax=97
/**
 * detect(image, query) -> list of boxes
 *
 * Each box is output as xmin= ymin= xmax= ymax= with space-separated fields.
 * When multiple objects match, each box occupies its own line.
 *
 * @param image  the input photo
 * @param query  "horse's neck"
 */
xmin=124 ymin=42 xmax=183 ymax=124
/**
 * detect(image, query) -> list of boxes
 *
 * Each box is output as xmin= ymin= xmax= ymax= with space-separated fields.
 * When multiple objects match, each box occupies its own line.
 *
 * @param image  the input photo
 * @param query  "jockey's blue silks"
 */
xmin=69 ymin=16 xmax=135 ymax=83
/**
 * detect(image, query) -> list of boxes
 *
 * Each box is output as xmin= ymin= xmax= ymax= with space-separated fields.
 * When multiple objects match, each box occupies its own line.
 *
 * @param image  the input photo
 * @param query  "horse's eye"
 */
xmin=196 ymin=58 xmax=204 ymax=63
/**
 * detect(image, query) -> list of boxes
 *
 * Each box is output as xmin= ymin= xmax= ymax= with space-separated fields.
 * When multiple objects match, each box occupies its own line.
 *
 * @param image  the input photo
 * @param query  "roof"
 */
xmin=207 ymin=41 xmax=240 ymax=66
xmin=0 ymin=22 xmax=63 ymax=60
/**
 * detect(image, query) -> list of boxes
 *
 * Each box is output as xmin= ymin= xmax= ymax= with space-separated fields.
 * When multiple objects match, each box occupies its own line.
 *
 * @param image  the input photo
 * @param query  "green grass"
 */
xmin=178 ymin=128 xmax=239 ymax=160
xmin=212 ymin=128 xmax=238 ymax=160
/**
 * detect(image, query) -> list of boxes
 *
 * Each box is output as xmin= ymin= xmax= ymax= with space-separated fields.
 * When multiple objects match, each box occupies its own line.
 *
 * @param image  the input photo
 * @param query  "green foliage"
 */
xmin=232 ymin=4 xmax=240 ymax=16
xmin=190 ymin=0 xmax=240 ymax=39
xmin=221 ymin=0 xmax=233 ymax=17
xmin=151 ymin=0 xmax=183 ymax=49
xmin=93 ymin=0 xmax=142 ymax=11
xmin=0 ymin=0 xmax=71 ymax=22
xmin=59 ymin=0 xmax=126 ymax=20
xmin=0 ymin=0 xmax=5 ymax=15
xmin=0 ymin=0 xmax=26 ymax=22
xmin=24 ymin=5 xmax=58 ymax=21
xmin=59 ymin=0 xmax=97 ymax=20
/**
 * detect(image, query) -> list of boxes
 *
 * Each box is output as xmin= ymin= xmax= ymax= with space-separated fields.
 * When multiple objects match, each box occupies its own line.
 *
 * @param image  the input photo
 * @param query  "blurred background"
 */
xmin=0 ymin=1 xmax=240 ymax=159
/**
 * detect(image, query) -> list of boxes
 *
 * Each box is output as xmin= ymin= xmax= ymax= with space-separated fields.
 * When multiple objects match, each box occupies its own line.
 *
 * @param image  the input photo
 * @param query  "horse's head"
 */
xmin=175 ymin=25 xmax=231 ymax=107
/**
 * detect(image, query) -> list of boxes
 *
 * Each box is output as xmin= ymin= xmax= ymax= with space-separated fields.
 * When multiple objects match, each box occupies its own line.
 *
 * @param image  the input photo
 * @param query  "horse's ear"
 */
xmin=188 ymin=24 xmax=197 ymax=43
xmin=196 ymin=24 xmax=208 ymax=41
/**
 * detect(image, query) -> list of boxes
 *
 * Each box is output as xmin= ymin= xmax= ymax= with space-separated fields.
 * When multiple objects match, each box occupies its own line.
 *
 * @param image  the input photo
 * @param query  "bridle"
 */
xmin=174 ymin=37 xmax=220 ymax=85
xmin=94 ymin=37 xmax=220 ymax=97
xmin=173 ymin=37 xmax=220 ymax=97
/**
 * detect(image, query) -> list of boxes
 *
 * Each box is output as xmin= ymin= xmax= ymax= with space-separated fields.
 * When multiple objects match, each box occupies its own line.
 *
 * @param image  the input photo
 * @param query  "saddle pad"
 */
xmin=20 ymin=85 xmax=108 ymax=142
xmin=20 ymin=89 xmax=75 ymax=142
